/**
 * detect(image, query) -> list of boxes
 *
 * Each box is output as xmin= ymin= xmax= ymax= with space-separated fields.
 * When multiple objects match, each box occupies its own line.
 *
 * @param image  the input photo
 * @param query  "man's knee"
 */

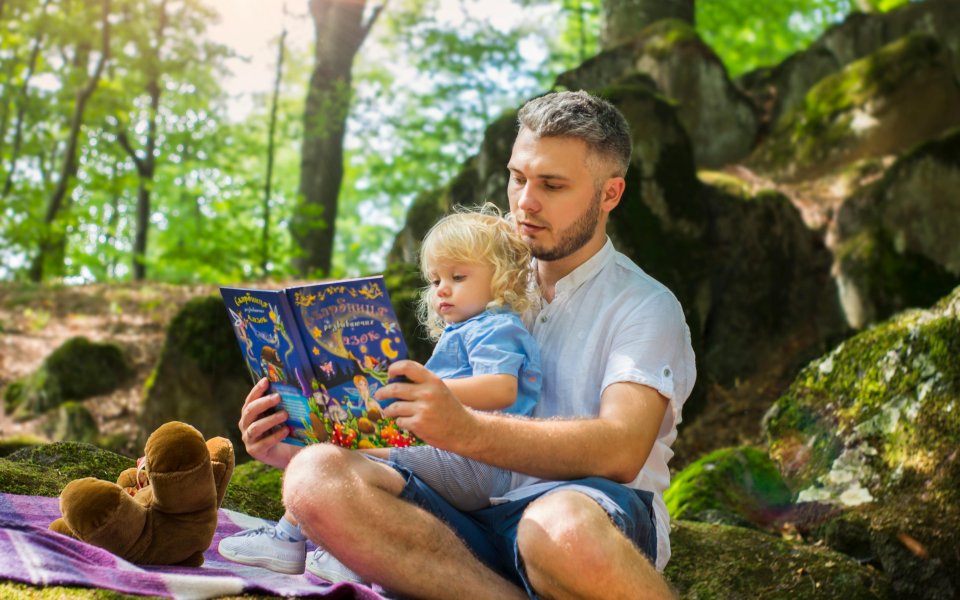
xmin=517 ymin=491 xmax=616 ymax=572
xmin=283 ymin=444 xmax=354 ymax=521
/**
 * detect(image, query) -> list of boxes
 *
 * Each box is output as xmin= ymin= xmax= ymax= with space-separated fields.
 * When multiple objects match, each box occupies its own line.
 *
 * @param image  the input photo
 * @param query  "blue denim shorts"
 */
xmin=373 ymin=457 xmax=657 ymax=597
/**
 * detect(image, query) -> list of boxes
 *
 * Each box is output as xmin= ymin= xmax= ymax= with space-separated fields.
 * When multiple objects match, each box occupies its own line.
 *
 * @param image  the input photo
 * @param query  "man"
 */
xmin=239 ymin=90 xmax=695 ymax=599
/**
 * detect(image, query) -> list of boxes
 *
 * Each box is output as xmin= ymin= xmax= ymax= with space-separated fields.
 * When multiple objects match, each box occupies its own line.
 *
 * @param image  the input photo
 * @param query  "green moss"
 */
xmin=222 ymin=460 xmax=285 ymax=522
xmin=6 ymin=442 xmax=135 ymax=484
xmin=767 ymin=286 xmax=960 ymax=497
xmin=0 ymin=582 xmax=146 ymax=599
xmin=666 ymin=520 xmax=890 ymax=599
xmin=163 ymin=297 xmax=237 ymax=374
xmin=665 ymin=447 xmax=793 ymax=527
xmin=641 ymin=19 xmax=700 ymax=59
xmin=757 ymin=33 xmax=948 ymax=175
xmin=4 ymin=336 xmax=130 ymax=419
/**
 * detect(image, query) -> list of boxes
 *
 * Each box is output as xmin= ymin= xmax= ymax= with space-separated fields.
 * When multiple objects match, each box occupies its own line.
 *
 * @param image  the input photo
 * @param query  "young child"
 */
xmin=218 ymin=206 xmax=541 ymax=579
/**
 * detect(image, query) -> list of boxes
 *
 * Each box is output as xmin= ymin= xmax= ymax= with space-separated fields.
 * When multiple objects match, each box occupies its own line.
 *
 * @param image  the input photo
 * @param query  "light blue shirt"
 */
xmin=424 ymin=309 xmax=541 ymax=417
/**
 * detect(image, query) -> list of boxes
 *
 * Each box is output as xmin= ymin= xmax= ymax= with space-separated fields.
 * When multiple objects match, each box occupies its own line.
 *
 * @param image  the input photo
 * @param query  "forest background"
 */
xmin=0 ymin=0 xmax=904 ymax=285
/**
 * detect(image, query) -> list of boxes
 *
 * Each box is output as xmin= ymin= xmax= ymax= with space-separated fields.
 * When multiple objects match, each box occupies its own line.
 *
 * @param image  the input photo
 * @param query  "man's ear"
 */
xmin=601 ymin=177 xmax=625 ymax=213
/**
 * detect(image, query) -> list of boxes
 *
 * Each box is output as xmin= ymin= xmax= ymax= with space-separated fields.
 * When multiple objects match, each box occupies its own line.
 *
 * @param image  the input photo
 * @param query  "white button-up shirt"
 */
xmin=506 ymin=238 xmax=696 ymax=571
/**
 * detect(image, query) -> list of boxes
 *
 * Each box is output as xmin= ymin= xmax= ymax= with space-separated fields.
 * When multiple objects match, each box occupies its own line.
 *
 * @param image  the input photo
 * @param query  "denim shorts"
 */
xmin=372 ymin=457 xmax=657 ymax=598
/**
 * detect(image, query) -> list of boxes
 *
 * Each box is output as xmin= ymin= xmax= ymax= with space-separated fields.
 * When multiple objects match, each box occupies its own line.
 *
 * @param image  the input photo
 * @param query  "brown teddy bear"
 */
xmin=49 ymin=421 xmax=234 ymax=566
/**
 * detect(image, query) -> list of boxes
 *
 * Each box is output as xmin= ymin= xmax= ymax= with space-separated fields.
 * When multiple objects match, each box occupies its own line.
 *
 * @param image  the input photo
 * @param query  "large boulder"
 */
xmin=138 ymin=296 xmax=252 ymax=461
xmin=749 ymin=33 xmax=960 ymax=182
xmin=831 ymin=128 xmax=960 ymax=328
xmin=739 ymin=0 xmax=960 ymax=134
xmin=764 ymin=286 xmax=960 ymax=599
xmin=558 ymin=19 xmax=759 ymax=168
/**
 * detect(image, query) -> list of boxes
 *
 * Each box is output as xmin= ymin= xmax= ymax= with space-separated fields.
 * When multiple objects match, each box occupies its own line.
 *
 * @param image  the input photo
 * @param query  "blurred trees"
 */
xmin=0 ymin=0 xmax=917 ymax=284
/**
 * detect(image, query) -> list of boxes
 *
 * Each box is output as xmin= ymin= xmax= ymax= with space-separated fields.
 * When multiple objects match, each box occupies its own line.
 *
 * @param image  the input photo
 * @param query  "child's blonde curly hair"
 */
xmin=418 ymin=204 xmax=536 ymax=341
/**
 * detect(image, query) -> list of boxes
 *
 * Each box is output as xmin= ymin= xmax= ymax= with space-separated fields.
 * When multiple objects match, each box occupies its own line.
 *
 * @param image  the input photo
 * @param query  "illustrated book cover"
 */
xmin=220 ymin=275 xmax=419 ymax=448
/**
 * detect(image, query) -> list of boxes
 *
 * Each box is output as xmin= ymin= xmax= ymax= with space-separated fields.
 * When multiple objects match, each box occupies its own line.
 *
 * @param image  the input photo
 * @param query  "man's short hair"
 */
xmin=517 ymin=90 xmax=632 ymax=178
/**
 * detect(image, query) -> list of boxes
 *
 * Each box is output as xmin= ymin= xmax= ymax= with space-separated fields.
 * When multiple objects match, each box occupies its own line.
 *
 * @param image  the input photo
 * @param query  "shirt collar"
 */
xmin=542 ymin=237 xmax=615 ymax=299
xmin=443 ymin=308 xmax=495 ymax=333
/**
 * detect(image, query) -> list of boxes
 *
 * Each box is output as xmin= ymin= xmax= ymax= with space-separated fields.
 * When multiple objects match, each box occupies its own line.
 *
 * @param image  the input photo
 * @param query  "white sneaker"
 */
xmin=218 ymin=525 xmax=306 ymax=574
xmin=305 ymin=546 xmax=363 ymax=584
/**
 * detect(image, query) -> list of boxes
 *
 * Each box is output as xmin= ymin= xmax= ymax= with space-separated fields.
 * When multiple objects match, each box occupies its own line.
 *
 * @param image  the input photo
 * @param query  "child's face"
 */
xmin=428 ymin=260 xmax=495 ymax=324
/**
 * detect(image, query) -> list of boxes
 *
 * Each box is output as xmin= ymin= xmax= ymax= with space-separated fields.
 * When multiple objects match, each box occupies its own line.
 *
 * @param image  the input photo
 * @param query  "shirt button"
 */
xmin=540 ymin=315 xmax=548 ymax=323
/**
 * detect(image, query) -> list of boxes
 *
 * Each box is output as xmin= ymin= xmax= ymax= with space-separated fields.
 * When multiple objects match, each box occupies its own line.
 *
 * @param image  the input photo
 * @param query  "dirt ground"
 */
xmin=0 ymin=282 xmax=217 ymax=453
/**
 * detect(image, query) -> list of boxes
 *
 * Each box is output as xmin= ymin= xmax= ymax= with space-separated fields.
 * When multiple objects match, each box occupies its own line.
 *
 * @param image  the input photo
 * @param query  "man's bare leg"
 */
xmin=517 ymin=491 xmax=675 ymax=600
xmin=283 ymin=444 xmax=526 ymax=600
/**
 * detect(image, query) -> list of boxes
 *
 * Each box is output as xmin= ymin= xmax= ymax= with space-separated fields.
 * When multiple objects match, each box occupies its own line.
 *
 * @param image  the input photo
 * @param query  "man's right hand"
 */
xmin=239 ymin=378 xmax=301 ymax=469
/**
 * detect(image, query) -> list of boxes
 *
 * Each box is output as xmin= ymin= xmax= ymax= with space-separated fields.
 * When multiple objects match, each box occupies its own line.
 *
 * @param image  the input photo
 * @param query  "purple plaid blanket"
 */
xmin=0 ymin=492 xmax=387 ymax=599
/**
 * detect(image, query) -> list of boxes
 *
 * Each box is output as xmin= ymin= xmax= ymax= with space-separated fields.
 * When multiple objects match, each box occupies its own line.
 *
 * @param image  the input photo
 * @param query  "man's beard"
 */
xmin=529 ymin=188 xmax=602 ymax=262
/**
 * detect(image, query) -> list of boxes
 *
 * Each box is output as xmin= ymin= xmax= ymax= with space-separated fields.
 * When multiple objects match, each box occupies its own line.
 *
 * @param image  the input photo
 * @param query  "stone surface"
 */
xmin=138 ymin=296 xmax=252 ymax=461
xmin=750 ymin=33 xmax=960 ymax=182
xmin=764 ymin=286 xmax=960 ymax=599
xmin=559 ymin=19 xmax=759 ymax=168
xmin=830 ymin=128 xmax=960 ymax=328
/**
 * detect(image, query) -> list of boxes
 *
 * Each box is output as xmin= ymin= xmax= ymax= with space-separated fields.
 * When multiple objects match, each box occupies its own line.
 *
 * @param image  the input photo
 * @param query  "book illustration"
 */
xmin=220 ymin=276 xmax=419 ymax=449
xmin=288 ymin=277 xmax=417 ymax=449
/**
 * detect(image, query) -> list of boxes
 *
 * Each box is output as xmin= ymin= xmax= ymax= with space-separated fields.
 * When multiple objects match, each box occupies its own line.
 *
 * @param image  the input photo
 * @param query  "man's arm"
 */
xmin=378 ymin=361 xmax=668 ymax=482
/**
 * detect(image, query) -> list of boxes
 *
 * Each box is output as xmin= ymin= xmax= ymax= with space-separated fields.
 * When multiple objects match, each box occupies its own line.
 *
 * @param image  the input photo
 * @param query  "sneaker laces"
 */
xmin=235 ymin=525 xmax=278 ymax=539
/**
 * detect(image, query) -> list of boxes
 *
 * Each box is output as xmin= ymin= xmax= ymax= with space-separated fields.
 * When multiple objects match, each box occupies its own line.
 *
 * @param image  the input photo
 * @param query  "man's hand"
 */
xmin=239 ymin=378 xmax=301 ymax=470
xmin=375 ymin=360 xmax=479 ymax=451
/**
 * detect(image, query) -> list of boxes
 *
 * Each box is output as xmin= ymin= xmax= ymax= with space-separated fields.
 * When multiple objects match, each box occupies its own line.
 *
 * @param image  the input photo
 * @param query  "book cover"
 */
xmin=220 ymin=275 xmax=419 ymax=449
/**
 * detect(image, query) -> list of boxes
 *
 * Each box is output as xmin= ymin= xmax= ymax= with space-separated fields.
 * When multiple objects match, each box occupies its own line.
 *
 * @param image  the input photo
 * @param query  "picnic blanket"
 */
xmin=0 ymin=492 xmax=388 ymax=599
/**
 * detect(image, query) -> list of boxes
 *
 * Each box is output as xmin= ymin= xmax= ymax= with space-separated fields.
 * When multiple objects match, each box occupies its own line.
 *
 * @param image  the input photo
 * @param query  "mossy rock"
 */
xmin=139 ymin=296 xmax=252 ymax=461
xmin=4 ymin=336 xmax=130 ymax=419
xmin=764 ymin=285 xmax=960 ymax=598
xmin=751 ymin=33 xmax=960 ymax=181
xmin=1 ymin=442 xmax=135 ymax=497
xmin=41 ymin=401 xmax=99 ymax=444
xmin=665 ymin=520 xmax=890 ymax=599
xmin=665 ymin=446 xmax=793 ymax=529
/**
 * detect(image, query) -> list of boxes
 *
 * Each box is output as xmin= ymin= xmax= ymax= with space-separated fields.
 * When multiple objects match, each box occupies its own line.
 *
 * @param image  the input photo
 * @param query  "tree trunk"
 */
xmin=29 ymin=0 xmax=110 ymax=282
xmin=2 ymin=0 xmax=51 ymax=200
xmin=292 ymin=0 xmax=383 ymax=277
xmin=600 ymin=0 xmax=694 ymax=49
xmin=120 ymin=0 xmax=167 ymax=282
xmin=262 ymin=21 xmax=287 ymax=278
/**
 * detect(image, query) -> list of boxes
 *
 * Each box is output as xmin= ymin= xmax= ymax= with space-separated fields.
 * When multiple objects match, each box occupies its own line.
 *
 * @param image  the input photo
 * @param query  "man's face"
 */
xmin=507 ymin=129 xmax=611 ymax=264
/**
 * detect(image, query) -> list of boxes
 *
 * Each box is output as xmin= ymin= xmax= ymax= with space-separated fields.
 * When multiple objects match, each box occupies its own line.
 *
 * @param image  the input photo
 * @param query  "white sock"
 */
xmin=275 ymin=516 xmax=307 ymax=542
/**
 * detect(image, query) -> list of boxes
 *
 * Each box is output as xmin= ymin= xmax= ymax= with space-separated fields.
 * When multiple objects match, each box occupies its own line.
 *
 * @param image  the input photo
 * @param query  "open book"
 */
xmin=220 ymin=275 xmax=419 ymax=448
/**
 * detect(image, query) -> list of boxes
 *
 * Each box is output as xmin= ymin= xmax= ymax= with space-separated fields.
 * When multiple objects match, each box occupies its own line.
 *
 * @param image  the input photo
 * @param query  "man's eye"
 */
xmin=511 ymin=175 xmax=525 ymax=185
xmin=544 ymin=183 xmax=562 ymax=191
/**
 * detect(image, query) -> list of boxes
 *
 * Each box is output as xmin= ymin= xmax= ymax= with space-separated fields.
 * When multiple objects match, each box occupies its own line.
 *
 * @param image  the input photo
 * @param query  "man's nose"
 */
xmin=516 ymin=184 xmax=540 ymax=214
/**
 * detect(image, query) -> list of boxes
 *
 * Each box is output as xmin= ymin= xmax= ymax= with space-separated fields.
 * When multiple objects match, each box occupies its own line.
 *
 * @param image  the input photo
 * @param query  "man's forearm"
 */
xmin=452 ymin=383 xmax=669 ymax=483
